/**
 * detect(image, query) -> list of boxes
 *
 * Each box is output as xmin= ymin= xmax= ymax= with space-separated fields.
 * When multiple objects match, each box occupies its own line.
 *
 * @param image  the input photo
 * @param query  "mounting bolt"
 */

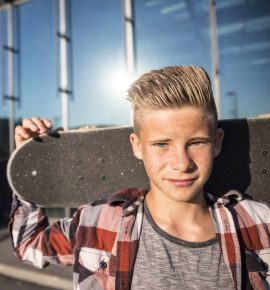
xmin=100 ymin=175 xmax=106 ymax=181
xmin=98 ymin=158 xmax=105 ymax=164
xmin=78 ymin=176 xmax=84 ymax=181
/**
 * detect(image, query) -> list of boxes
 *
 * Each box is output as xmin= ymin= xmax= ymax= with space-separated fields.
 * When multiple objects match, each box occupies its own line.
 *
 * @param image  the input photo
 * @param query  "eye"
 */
xmin=189 ymin=141 xmax=208 ymax=148
xmin=154 ymin=142 xmax=168 ymax=148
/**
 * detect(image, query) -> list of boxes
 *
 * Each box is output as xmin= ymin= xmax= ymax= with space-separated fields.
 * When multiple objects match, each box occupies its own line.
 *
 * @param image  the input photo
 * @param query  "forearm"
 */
xmin=9 ymin=194 xmax=74 ymax=268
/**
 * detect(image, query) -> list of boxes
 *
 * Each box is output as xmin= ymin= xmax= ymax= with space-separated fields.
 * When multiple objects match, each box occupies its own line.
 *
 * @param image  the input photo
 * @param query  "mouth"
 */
xmin=165 ymin=177 xmax=198 ymax=187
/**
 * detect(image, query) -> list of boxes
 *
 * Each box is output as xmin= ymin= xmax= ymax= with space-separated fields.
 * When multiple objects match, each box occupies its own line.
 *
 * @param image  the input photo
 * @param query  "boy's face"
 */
xmin=130 ymin=106 xmax=223 ymax=205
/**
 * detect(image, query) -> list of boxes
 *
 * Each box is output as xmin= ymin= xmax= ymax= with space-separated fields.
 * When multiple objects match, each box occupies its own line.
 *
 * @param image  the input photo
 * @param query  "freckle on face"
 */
xmin=135 ymin=107 xmax=216 ymax=204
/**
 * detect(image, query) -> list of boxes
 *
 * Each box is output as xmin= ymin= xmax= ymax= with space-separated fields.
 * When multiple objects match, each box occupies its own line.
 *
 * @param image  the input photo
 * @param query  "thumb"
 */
xmin=53 ymin=127 xmax=64 ymax=132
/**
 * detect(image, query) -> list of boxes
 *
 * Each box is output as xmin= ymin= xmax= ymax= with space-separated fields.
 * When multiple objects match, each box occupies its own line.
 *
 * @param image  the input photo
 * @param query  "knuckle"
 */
xmin=15 ymin=125 xmax=23 ymax=132
xmin=22 ymin=118 xmax=32 ymax=126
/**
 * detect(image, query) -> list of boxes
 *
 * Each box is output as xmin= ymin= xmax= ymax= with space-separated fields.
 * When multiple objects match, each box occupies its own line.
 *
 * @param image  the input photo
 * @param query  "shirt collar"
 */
xmin=205 ymin=189 xmax=244 ymax=206
xmin=106 ymin=188 xmax=148 ymax=215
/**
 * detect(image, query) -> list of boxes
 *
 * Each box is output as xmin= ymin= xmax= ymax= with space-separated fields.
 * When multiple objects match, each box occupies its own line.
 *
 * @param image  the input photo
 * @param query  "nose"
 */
xmin=170 ymin=147 xmax=194 ymax=172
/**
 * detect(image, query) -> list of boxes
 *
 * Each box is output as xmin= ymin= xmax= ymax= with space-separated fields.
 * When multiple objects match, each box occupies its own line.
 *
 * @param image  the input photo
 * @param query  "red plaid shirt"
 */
xmin=10 ymin=188 xmax=270 ymax=290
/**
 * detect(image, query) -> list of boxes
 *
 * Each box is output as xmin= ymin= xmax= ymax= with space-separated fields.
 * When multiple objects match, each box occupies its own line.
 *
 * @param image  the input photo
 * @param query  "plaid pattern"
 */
xmin=10 ymin=188 xmax=270 ymax=290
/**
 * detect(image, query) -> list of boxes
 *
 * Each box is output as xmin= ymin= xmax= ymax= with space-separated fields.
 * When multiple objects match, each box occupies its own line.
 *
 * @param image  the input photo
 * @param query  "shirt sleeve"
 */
xmin=9 ymin=194 xmax=83 ymax=268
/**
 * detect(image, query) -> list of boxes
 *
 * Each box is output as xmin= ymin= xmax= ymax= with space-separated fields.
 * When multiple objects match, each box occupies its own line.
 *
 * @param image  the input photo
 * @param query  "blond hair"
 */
xmin=127 ymin=66 xmax=218 ymax=134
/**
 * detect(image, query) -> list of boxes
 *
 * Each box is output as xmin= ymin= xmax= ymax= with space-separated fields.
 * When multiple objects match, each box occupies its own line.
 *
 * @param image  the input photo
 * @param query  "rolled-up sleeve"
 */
xmin=9 ymin=194 xmax=82 ymax=268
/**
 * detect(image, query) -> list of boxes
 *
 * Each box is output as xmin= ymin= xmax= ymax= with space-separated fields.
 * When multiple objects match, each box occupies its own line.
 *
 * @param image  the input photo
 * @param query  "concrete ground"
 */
xmin=0 ymin=274 xmax=59 ymax=290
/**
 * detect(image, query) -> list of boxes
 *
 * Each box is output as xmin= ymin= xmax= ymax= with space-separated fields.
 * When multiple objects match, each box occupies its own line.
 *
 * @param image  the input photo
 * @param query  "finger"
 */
xmin=14 ymin=126 xmax=35 ymax=149
xmin=43 ymin=118 xmax=52 ymax=129
xmin=22 ymin=118 xmax=39 ymax=132
xmin=31 ymin=116 xmax=48 ymax=134
xmin=15 ymin=125 xmax=31 ymax=140
xmin=53 ymin=127 xmax=64 ymax=132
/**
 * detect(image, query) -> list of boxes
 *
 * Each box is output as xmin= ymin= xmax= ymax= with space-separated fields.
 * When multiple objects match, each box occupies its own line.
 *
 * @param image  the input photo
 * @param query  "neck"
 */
xmin=146 ymin=189 xmax=208 ymax=224
xmin=145 ymin=189 xmax=215 ymax=242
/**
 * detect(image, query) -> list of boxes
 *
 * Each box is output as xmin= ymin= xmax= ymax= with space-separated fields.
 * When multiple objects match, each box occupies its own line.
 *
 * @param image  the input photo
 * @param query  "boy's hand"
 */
xmin=15 ymin=117 xmax=52 ymax=149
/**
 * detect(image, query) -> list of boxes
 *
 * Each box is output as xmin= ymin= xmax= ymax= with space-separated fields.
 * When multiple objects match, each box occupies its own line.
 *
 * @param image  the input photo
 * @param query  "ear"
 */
xmin=213 ymin=128 xmax=224 ymax=157
xmin=130 ymin=133 xmax=143 ymax=160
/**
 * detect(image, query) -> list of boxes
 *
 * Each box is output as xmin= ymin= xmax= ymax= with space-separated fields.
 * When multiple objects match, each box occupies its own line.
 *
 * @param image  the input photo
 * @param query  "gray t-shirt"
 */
xmin=131 ymin=202 xmax=235 ymax=290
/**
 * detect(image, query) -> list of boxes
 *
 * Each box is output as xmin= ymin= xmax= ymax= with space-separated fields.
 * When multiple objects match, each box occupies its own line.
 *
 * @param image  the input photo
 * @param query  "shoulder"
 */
xmin=75 ymin=188 xmax=147 ymax=228
xmin=208 ymin=189 xmax=270 ymax=226
xmin=69 ymin=188 xmax=147 ymax=249
xmin=208 ymin=189 xmax=270 ymax=249
xmin=232 ymin=197 xmax=270 ymax=225
xmin=208 ymin=189 xmax=269 ymax=214
xmin=225 ymin=190 xmax=270 ymax=225
xmin=232 ymin=195 xmax=270 ymax=251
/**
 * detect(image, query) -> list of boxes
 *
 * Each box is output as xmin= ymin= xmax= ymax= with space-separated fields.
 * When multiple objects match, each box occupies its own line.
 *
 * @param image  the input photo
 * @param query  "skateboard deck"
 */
xmin=7 ymin=118 xmax=270 ymax=208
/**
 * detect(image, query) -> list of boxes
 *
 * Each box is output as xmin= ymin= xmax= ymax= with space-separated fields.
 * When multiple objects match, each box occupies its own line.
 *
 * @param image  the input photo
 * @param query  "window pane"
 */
xmin=217 ymin=0 xmax=270 ymax=118
xmin=16 ymin=0 xmax=61 ymax=126
xmin=0 ymin=10 xmax=8 ymax=119
xmin=70 ymin=0 xmax=129 ymax=128
xmin=134 ymin=0 xmax=212 ymax=76
xmin=0 ymin=10 xmax=10 ymax=157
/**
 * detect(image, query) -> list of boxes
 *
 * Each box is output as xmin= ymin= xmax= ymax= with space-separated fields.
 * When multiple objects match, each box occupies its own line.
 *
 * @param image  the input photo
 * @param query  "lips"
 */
xmin=166 ymin=177 xmax=198 ymax=187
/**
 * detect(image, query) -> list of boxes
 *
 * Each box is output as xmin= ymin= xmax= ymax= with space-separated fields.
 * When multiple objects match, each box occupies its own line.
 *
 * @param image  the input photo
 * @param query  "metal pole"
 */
xmin=59 ymin=0 xmax=69 ymax=131
xmin=227 ymin=91 xmax=238 ymax=118
xmin=0 ymin=0 xmax=32 ymax=12
xmin=234 ymin=95 xmax=238 ymax=118
xmin=0 ymin=12 xmax=4 ymax=108
xmin=58 ymin=0 xmax=71 ymax=216
xmin=7 ymin=4 xmax=15 ymax=154
xmin=209 ymin=0 xmax=221 ymax=118
xmin=123 ymin=0 xmax=135 ymax=82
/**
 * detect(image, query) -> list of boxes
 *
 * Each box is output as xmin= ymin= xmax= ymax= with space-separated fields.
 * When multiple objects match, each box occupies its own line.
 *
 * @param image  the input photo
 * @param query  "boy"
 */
xmin=11 ymin=66 xmax=270 ymax=289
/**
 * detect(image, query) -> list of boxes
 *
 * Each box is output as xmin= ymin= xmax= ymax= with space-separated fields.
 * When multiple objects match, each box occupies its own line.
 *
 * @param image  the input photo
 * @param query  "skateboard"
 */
xmin=7 ymin=118 xmax=270 ymax=208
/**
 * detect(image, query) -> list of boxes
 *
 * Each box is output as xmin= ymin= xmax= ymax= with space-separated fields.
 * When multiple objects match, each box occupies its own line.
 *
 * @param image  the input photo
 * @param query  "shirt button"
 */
xmin=100 ymin=261 xmax=107 ymax=269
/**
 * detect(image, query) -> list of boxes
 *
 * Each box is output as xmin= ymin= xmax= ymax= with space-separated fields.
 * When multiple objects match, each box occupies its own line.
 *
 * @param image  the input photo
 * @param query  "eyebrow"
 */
xmin=188 ymin=136 xmax=212 ymax=142
xmin=147 ymin=136 xmax=213 ymax=144
xmin=148 ymin=138 xmax=171 ymax=143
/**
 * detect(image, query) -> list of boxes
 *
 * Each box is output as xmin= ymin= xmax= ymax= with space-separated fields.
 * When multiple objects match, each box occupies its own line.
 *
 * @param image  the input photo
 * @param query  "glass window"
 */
xmin=70 ymin=0 xmax=129 ymax=128
xmin=16 ymin=0 xmax=61 ymax=126
xmin=1 ymin=0 xmax=269 ymax=132
xmin=0 ymin=7 xmax=21 ymax=156
xmin=134 ymin=0 xmax=212 ymax=76
xmin=217 ymin=0 xmax=270 ymax=118
xmin=0 ymin=8 xmax=18 ymax=120
xmin=0 ymin=9 xmax=8 ymax=119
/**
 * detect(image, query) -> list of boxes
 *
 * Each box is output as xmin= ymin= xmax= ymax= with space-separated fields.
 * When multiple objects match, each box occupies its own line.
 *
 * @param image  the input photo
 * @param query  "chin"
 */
xmin=173 ymin=195 xmax=202 ymax=204
xmin=166 ymin=188 xmax=204 ymax=204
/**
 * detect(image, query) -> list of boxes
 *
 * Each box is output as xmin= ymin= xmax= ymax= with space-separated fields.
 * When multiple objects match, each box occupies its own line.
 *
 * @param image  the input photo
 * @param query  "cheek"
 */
xmin=190 ymin=148 xmax=214 ymax=170
xmin=142 ymin=149 xmax=167 ymax=173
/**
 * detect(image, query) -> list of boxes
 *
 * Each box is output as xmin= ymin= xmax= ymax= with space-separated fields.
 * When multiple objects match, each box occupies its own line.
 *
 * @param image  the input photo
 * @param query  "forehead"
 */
xmin=136 ymin=107 xmax=212 ymax=138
